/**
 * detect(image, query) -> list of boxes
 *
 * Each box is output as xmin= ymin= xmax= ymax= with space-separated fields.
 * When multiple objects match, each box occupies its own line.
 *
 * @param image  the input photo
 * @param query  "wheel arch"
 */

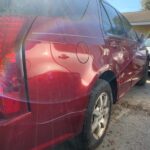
xmin=99 ymin=70 xmax=118 ymax=103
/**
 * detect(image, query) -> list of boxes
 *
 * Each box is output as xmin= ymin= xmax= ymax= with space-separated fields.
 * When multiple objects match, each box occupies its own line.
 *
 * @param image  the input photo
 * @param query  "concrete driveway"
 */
xmin=53 ymin=77 xmax=150 ymax=150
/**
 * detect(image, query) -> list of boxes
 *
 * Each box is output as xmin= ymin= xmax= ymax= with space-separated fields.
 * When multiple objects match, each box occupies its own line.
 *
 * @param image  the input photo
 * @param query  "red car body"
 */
xmin=0 ymin=0 xmax=148 ymax=149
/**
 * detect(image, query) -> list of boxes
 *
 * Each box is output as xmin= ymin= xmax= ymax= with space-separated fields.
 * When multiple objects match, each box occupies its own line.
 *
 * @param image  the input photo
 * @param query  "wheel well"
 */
xmin=99 ymin=71 xmax=118 ymax=103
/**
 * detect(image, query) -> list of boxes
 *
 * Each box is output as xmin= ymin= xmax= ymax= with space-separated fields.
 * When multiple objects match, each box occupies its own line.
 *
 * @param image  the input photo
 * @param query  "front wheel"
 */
xmin=81 ymin=79 xmax=112 ymax=150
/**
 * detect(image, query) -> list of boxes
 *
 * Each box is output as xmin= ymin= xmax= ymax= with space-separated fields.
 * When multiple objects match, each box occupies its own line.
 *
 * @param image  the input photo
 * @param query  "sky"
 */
xmin=106 ymin=0 xmax=142 ymax=12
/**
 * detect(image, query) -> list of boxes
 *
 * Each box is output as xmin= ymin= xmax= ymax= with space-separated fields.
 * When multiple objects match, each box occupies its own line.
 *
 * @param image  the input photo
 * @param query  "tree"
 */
xmin=142 ymin=0 xmax=150 ymax=10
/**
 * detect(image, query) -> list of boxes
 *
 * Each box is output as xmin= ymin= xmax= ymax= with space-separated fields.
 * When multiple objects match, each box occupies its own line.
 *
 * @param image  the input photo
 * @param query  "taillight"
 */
xmin=0 ymin=16 xmax=28 ymax=118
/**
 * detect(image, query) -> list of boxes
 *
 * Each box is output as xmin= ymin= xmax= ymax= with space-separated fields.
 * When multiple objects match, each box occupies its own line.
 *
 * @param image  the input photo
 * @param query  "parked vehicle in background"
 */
xmin=0 ymin=0 xmax=148 ymax=150
xmin=144 ymin=38 xmax=150 ymax=71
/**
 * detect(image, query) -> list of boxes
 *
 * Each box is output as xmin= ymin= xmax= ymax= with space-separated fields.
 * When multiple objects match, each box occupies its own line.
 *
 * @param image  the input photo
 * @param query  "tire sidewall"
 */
xmin=82 ymin=79 xmax=113 ymax=150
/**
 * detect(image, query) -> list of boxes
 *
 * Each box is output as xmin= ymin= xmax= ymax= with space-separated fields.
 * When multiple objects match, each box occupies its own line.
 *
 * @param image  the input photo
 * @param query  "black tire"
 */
xmin=137 ymin=61 xmax=148 ymax=86
xmin=81 ymin=79 xmax=113 ymax=150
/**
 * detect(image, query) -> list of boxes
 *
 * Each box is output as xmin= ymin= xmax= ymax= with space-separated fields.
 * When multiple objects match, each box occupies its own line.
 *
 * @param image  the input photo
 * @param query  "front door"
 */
xmin=100 ymin=1 xmax=132 ymax=97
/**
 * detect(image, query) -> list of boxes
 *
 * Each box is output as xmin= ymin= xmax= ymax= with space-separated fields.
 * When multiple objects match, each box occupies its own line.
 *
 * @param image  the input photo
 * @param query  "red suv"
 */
xmin=0 ymin=0 xmax=148 ymax=150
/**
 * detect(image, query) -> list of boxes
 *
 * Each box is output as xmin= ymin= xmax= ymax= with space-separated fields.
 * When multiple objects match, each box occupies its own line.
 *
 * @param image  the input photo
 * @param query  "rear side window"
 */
xmin=0 ymin=0 xmax=89 ymax=19
xmin=101 ymin=4 xmax=113 ymax=34
xmin=102 ymin=2 xmax=125 ymax=36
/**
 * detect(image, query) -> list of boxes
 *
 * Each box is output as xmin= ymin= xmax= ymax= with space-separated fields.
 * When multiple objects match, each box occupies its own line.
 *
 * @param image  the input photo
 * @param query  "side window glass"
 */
xmin=119 ymin=15 xmax=131 ymax=33
xmin=120 ymin=15 xmax=137 ymax=41
xmin=101 ymin=4 xmax=113 ymax=34
xmin=103 ymin=2 xmax=125 ymax=36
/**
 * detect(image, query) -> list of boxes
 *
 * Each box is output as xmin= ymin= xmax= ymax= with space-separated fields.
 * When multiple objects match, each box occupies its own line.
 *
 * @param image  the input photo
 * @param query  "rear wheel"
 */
xmin=137 ymin=61 xmax=148 ymax=86
xmin=81 ymin=79 xmax=112 ymax=150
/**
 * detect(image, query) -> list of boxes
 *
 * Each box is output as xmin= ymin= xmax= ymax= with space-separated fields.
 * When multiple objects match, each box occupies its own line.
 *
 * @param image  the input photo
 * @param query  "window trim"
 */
xmin=99 ymin=1 xmax=137 ymax=41
xmin=100 ymin=1 xmax=113 ymax=35
xmin=102 ymin=1 xmax=126 ymax=37
xmin=101 ymin=1 xmax=126 ymax=39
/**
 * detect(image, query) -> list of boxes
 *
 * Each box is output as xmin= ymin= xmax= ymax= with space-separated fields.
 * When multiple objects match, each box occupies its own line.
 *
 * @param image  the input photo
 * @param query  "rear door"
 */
xmin=100 ymin=1 xmax=133 ymax=97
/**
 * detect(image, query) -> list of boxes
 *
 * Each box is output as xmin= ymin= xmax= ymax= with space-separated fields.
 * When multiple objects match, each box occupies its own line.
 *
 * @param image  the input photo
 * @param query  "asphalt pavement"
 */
xmin=53 ymin=77 xmax=150 ymax=150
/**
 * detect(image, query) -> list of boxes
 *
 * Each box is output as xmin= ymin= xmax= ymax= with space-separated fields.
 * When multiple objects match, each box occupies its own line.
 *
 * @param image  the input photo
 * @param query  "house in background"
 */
xmin=124 ymin=11 xmax=150 ymax=36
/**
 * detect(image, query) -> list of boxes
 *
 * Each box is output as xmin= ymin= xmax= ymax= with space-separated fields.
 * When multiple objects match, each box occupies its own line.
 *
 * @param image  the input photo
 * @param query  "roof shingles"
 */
xmin=123 ymin=11 xmax=150 ymax=24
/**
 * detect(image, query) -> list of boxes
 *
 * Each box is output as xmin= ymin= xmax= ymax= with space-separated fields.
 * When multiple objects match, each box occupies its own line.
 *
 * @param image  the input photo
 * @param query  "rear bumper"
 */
xmin=0 ymin=113 xmax=35 ymax=150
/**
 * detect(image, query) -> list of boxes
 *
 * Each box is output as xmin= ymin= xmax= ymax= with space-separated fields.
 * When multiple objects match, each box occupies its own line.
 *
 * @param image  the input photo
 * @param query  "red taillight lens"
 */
xmin=0 ymin=16 xmax=28 ymax=118
xmin=1 ymin=97 xmax=21 ymax=115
